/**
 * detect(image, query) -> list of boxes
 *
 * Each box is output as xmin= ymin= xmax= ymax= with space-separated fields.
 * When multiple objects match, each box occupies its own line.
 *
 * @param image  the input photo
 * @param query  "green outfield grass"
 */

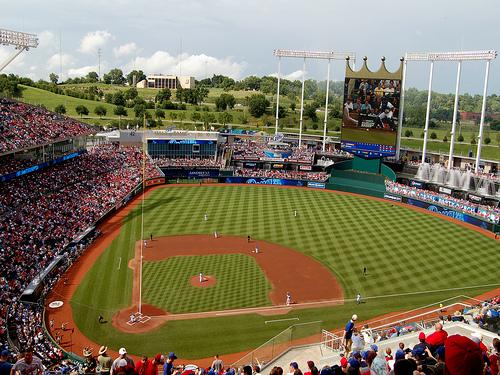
xmin=342 ymin=126 xmax=397 ymax=145
xmin=71 ymin=185 xmax=499 ymax=359
xmin=142 ymin=254 xmax=271 ymax=313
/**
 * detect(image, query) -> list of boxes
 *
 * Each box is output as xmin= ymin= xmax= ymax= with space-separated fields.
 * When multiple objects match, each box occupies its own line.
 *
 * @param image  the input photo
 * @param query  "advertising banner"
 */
xmin=405 ymin=198 xmax=493 ymax=231
xmin=384 ymin=193 xmax=402 ymax=202
xmin=307 ymin=181 xmax=326 ymax=189
xmin=225 ymin=177 xmax=306 ymax=187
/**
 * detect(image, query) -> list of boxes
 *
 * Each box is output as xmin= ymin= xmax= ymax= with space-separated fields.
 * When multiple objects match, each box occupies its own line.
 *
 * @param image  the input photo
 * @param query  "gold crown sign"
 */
xmin=345 ymin=56 xmax=404 ymax=80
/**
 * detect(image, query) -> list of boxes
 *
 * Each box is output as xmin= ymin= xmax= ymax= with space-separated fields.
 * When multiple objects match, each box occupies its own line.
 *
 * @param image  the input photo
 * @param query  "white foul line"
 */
xmin=117 ymin=257 xmax=122 ymax=270
xmin=265 ymin=317 xmax=299 ymax=324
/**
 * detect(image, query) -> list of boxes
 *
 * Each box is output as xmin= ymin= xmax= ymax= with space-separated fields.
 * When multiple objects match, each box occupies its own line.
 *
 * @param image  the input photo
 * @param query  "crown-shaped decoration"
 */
xmin=345 ymin=56 xmax=404 ymax=80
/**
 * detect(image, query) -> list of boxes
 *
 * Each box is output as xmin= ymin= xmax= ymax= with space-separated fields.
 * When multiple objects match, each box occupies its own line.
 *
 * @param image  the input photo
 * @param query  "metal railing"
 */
xmin=231 ymin=321 xmax=322 ymax=369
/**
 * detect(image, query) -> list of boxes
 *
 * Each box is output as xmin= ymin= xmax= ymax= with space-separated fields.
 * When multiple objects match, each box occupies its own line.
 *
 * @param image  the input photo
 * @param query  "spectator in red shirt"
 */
xmin=426 ymin=323 xmax=448 ymax=349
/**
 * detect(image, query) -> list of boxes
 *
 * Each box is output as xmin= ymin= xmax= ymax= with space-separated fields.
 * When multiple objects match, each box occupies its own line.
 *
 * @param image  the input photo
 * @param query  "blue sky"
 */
xmin=1 ymin=0 xmax=498 ymax=94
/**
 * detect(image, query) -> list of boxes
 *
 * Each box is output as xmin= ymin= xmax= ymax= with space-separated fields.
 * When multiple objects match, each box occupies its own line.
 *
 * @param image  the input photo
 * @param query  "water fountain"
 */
xmin=415 ymin=163 xmax=431 ymax=181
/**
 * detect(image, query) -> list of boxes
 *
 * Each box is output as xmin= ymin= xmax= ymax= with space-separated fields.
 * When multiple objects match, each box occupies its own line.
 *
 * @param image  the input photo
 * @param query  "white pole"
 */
xmin=475 ymin=60 xmax=491 ymax=173
xmin=275 ymin=56 xmax=281 ymax=135
xmin=395 ymin=57 xmax=407 ymax=160
xmin=138 ymin=121 xmax=146 ymax=315
xmin=448 ymin=61 xmax=462 ymax=170
xmin=421 ymin=60 xmax=434 ymax=164
xmin=298 ymin=58 xmax=306 ymax=147
xmin=322 ymin=59 xmax=331 ymax=152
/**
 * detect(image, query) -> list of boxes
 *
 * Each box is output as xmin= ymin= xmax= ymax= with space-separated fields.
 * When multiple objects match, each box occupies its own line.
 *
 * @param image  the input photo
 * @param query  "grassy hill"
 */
xmin=17 ymin=84 xmax=500 ymax=160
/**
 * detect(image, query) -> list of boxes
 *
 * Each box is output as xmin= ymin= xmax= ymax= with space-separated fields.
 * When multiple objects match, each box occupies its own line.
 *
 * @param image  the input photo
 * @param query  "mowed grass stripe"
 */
xmin=72 ymin=185 xmax=500 ymax=358
xmin=142 ymin=254 xmax=271 ymax=313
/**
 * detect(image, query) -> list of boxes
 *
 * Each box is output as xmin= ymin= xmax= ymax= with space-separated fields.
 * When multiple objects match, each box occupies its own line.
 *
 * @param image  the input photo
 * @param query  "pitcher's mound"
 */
xmin=190 ymin=275 xmax=217 ymax=288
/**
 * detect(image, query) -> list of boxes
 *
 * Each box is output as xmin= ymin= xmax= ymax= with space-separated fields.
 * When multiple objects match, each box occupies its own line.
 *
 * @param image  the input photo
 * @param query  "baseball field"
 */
xmin=49 ymin=184 xmax=499 ymax=361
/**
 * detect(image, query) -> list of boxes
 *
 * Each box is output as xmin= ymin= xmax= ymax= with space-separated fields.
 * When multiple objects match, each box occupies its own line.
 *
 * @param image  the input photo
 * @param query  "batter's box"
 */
xmin=126 ymin=312 xmax=151 ymax=325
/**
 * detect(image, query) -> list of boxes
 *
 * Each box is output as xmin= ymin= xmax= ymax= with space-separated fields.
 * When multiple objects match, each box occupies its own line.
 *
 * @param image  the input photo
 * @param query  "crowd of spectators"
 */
xmin=154 ymin=157 xmax=222 ymax=168
xmin=385 ymin=181 xmax=500 ymax=223
xmin=0 ymin=98 xmax=95 ymax=153
xmin=0 ymin=144 xmax=161 ymax=366
xmin=229 ymin=140 xmax=315 ymax=164
xmin=0 ymin=156 xmax=38 ymax=176
xmin=234 ymin=168 xmax=328 ymax=182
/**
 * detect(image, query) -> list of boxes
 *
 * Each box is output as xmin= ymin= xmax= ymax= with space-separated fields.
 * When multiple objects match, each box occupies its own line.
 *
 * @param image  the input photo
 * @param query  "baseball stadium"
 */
xmin=1 ymin=19 xmax=500 ymax=375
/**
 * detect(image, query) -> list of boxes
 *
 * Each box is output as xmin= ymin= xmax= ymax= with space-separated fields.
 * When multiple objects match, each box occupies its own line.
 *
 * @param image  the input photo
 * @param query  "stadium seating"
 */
xmin=385 ymin=181 xmax=500 ymax=223
xmin=0 ymin=98 xmax=95 ymax=153
xmin=0 ymin=144 xmax=161 ymax=365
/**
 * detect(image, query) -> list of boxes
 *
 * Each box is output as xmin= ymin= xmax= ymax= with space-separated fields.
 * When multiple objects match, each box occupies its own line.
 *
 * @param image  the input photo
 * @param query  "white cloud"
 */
xmin=79 ymin=30 xmax=113 ymax=54
xmin=47 ymin=53 xmax=75 ymax=70
xmin=38 ymin=30 xmax=56 ymax=48
xmin=67 ymin=65 xmax=100 ymax=77
xmin=113 ymin=42 xmax=138 ymax=58
xmin=126 ymin=51 xmax=246 ymax=79
xmin=270 ymin=70 xmax=305 ymax=81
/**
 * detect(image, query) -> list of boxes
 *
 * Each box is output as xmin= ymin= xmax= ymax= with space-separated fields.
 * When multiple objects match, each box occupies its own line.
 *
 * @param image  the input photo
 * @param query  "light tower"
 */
xmin=0 ymin=28 xmax=38 ymax=72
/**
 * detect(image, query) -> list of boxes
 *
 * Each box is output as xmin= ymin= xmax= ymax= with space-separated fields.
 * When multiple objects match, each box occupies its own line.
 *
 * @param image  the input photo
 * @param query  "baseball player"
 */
xmin=286 ymin=292 xmax=292 ymax=306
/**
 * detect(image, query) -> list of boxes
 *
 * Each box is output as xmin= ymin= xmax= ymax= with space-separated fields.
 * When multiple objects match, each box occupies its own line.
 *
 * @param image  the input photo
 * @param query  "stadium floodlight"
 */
xmin=405 ymin=50 xmax=497 ymax=62
xmin=0 ymin=28 xmax=39 ymax=73
xmin=397 ymin=49 xmax=496 ymax=173
xmin=273 ymin=49 xmax=356 ymax=148
xmin=273 ymin=49 xmax=356 ymax=61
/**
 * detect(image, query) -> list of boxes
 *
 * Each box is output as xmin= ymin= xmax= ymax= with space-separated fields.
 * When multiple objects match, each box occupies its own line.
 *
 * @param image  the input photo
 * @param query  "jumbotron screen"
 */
xmin=341 ymin=67 xmax=402 ymax=158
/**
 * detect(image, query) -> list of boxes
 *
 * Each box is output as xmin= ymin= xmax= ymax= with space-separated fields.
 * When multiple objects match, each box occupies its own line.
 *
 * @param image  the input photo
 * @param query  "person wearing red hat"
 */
xmin=412 ymin=332 xmax=431 ymax=354
xmin=339 ymin=357 xmax=348 ymax=371
xmin=145 ymin=355 xmax=164 ymax=375
xmin=426 ymin=323 xmax=448 ymax=349
xmin=445 ymin=334 xmax=484 ymax=375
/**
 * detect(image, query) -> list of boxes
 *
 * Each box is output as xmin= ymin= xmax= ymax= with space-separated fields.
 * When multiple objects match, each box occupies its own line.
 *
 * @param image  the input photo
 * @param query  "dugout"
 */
xmin=20 ymin=255 xmax=67 ymax=303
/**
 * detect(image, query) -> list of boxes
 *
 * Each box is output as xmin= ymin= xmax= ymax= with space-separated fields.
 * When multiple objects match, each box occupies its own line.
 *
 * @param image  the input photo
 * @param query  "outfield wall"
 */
xmin=384 ymin=193 xmax=498 ymax=233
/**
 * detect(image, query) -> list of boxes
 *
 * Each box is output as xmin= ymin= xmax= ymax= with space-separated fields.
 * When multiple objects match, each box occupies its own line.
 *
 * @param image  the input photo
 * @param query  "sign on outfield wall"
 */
xmin=405 ymin=198 xmax=493 ymax=231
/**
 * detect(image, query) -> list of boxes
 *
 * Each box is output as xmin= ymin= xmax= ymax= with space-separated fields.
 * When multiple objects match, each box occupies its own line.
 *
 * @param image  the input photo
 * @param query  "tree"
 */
xmin=215 ymin=93 xmax=236 ymax=111
xmin=134 ymin=103 xmax=146 ymax=118
xmin=112 ymin=91 xmax=126 ymax=106
xmin=54 ymin=104 xmax=66 ymax=114
xmin=75 ymin=105 xmax=89 ymax=118
xmin=126 ymin=70 xmax=146 ymax=86
xmin=218 ymin=111 xmax=233 ymax=125
xmin=202 ymin=112 xmax=216 ymax=126
xmin=114 ymin=105 xmax=128 ymax=118
xmin=290 ymin=102 xmax=296 ymax=112
xmin=304 ymin=103 xmax=319 ymax=122
xmin=248 ymin=94 xmax=269 ymax=118
xmin=49 ymin=73 xmax=59 ymax=85
xmin=155 ymin=88 xmax=172 ymax=103
xmin=191 ymin=111 xmax=202 ymax=122
xmin=404 ymin=130 xmax=413 ymax=137
xmin=443 ymin=136 xmax=448 ymax=142
xmin=176 ymin=87 xmax=184 ymax=103
xmin=103 ymin=68 xmax=126 ymax=85
xmin=457 ymin=134 xmax=464 ymax=142
xmin=94 ymin=105 xmax=107 ymax=118
xmin=124 ymin=87 xmax=138 ymax=101
xmin=484 ymin=137 xmax=491 ymax=144
xmin=430 ymin=132 xmax=437 ymax=139
xmin=272 ymin=104 xmax=287 ymax=119
xmin=104 ymin=93 xmax=114 ymax=103
xmin=0 ymin=75 xmax=24 ymax=97
xmin=155 ymin=109 xmax=165 ymax=125
xmin=85 ymin=71 xmax=99 ymax=83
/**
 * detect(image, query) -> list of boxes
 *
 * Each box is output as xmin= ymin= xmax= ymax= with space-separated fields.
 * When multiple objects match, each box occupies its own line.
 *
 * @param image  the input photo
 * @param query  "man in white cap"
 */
xmin=111 ymin=348 xmax=134 ymax=375
xmin=342 ymin=314 xmax=358 ymax=357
